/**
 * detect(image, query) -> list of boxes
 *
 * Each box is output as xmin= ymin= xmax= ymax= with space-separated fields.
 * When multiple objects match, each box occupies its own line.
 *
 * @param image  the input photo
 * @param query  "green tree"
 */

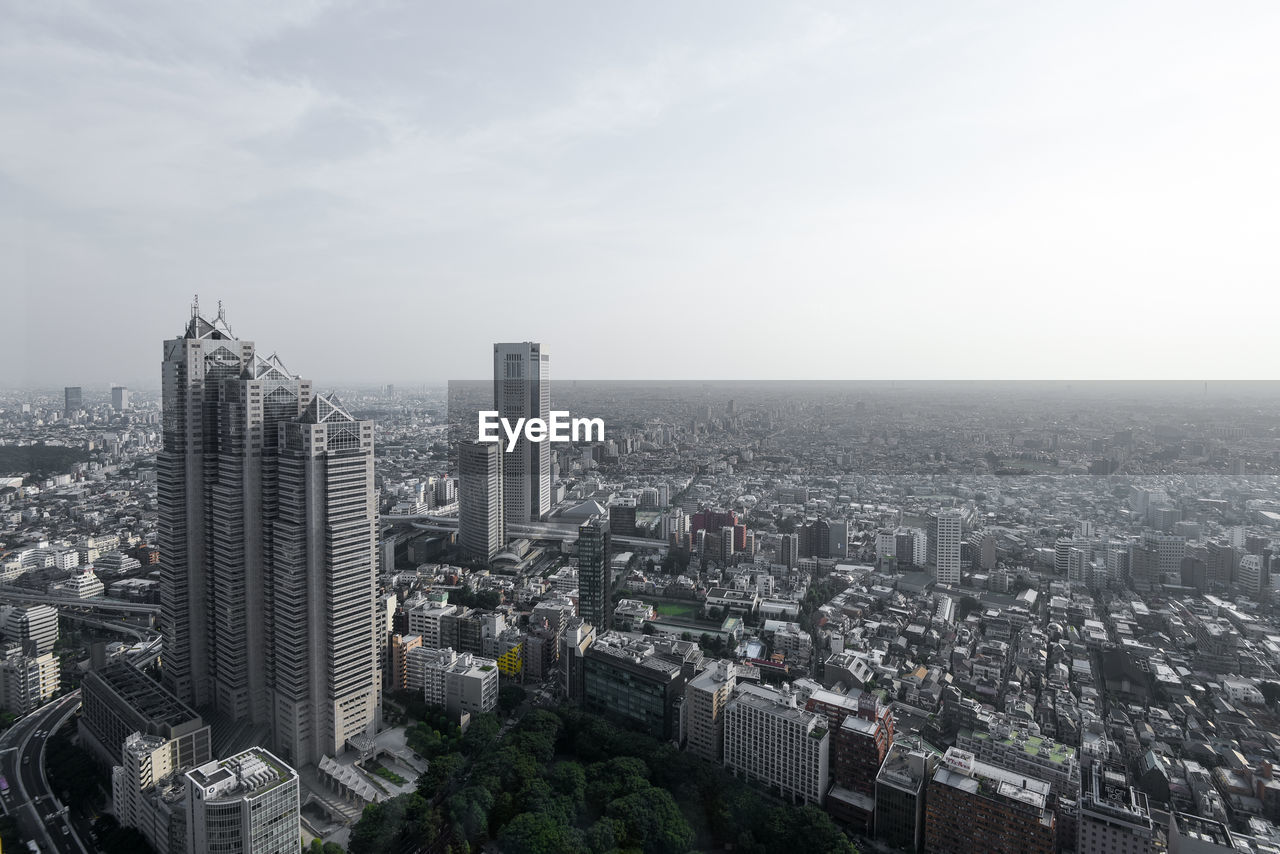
xmin=605 ymin=787 xmax=694 ymax=854
xmin=499 ymin=684 xmax=527 ymax=713
xmin=497 ymin=812 xmax=587 ymax=854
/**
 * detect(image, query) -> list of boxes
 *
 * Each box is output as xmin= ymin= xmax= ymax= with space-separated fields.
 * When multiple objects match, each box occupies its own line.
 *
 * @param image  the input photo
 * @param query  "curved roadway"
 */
xmin=0 ymin=635 xmax=161 ymax=853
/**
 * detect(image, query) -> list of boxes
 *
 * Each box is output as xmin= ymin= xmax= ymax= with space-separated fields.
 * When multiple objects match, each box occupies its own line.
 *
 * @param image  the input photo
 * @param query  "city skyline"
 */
xmin=6 ymin=3 xmax=1280 ymax=386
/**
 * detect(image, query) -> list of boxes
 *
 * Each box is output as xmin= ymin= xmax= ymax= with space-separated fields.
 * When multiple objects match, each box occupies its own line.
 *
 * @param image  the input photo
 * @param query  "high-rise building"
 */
xmin=493 ymin=342 xmax=551 ymax=525
xmin=64 ymin=386 xmax=82 ymax=414
xmin=0 ymin=604 xmax=58 ymax=655
xmin=112 ymin=732 xmax=186 ymax=854
xmin=931 ymin=510 xmax=962 ymax=587
xmin=271 ymin=394 xmax=380 ymax=765
xmin=458 ymin=439 xmax=505 ymax=562
xmin=723 ymin=682 xmax=829 ymax=806
xmin=577 ymin=515 xmax=611 ymax=631
xmin=684 ymin=660 xmax=739 ymax=762
xmin=112 ymin=385 xmax=130 ymax=411
xmin=158 ymin=304 xmax=379 ymax=767
xmin=185 ymin=747 xmax=300 ymax=854
xmin=0 ymin=647 xmax=59 ymax=714
xmin=80 ymin=661 xmax=212 ymax=770
xmin=875 ymin=736 xmax=941 ymax=854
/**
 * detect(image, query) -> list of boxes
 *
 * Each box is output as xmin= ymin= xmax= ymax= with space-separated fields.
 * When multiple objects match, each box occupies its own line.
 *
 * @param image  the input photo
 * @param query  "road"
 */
xmin=0 ymin=634 xmax=161 ymax=853
xmin=0 ymin=691 xmax=90 ymax=853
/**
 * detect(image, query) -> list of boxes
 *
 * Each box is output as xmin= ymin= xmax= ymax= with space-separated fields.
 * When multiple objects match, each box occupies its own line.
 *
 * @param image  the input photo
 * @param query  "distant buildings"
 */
xmin=64 ymin=386 xmax=81 ymax=415
xmin=458 ymin=439 xmax=505 ymax=562
xmin=111 ymin=386 xmax=130 ymax=411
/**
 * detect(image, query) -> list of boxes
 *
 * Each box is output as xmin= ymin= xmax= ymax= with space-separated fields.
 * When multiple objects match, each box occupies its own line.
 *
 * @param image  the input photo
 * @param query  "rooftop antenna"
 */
xmin=192 ymin=294 xmax=199 ymax=319
xmin=217 ymin=299 xmax=225 ymax=321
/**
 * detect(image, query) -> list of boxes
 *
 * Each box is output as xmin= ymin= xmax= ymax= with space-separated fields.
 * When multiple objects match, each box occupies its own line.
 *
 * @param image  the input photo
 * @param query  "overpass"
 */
xmin=384 ymin=513 xmax=668 ymax=553
xmin=0 ymin=586 xmax=160 ymax=616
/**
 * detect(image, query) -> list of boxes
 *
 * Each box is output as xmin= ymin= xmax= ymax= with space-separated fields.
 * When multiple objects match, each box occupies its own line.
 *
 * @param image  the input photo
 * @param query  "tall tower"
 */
xmin=271 ymin=394 xmax=380 ymax=766
xmin=931 ymin=509 xmax=962 ymax=587
xmin=158 ymin=303 xmax=379 ymax=766
xmin=458 ymin=439 xmax=505 ymax=562
xmin=493 ymin=342 xmax=551 ymax=526
xmin=63 ymin=386 xmax=82 ymax=415
xmin=577 ymin=515 xmax=611 ymax=631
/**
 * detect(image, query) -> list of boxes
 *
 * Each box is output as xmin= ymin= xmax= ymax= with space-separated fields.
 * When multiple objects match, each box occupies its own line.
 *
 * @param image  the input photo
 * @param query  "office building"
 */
xmin=157 ymin=304 xmax=379 ymax=768
xmin=185 ymin=747 xmax=300 ymax=854
xmin=64 ymin=385 xmax=82 ymax=414
xmin=582 ymin=633 xmax=688 ymax=739
xmin=925 ymin=747 xmax=1056 ymax=854
xmin=112 ymin=385 xmax=130 ymax=411
xmin=875 ymin=736 xmax=942 ymax=853
xmin=388 ymin=634 xmax=423 ymax=693
xmin=577 ymin=515 xmax=611 ymax=631
xmin=444 ymin=653 xmax=500 ymax=717
xmin=723 ymin=682 xmax=829 ymax=806
xmin=824 ymin=692 xmax=895 ymax=829
xmin=458 ymin=439 xmax=505 ymax=562
xmin=0 ymin=604 xmax=58 ymax=655
xmin=493 ymin=341 xmax=551 ymax=525
xmin=80 ymin=661 xmax=212 ymax=770
xmin=684 ymin=660 xmax=739 ymax=763
xmin=1077 ymin=764 xmax=1156 ymax=854
xmin=406 ymin=601 xmax=457 ymax=649
xmin=930 ymin=510 xmax=962 ymax=587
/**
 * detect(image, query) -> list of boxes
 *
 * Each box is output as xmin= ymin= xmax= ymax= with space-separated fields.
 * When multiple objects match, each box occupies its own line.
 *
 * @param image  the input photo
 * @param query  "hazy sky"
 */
xmin=4 ymin=1 xmax=1279 ymax=388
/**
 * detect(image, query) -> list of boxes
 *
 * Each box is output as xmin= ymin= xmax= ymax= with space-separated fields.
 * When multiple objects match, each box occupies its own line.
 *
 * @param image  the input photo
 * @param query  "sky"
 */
xmin=4 ymin=1 xmax=1279 ymax=388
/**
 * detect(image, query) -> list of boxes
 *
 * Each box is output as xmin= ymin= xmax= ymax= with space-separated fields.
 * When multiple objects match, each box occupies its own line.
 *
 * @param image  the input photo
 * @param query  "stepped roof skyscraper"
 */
xmin=158 ymin=302 xmax=380 ymax=767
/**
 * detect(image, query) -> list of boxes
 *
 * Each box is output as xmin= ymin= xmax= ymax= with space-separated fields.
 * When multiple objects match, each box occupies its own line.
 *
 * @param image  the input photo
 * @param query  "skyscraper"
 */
xmin=931 ymin=509 xmax=962 ymax=587
xmin=493 ymin=342 xmax=551 ymax=526
xmin=158 ymin=304 xmax=379 ymax=767
xmin=577 ymin=515 xmax=611 ymax=631
xmin=111 ymin=385 xmax=130 ymax=411
xmin=64 ymin=386 xmax=82 ymax=414
xmin=458 ymin=439 xmax=505 ymax=562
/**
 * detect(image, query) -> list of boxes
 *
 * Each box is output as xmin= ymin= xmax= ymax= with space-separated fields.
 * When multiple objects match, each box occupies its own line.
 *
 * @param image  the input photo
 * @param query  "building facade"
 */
xmin=723 ymin=682 xmax=830 ymax=806
xmin=493 ymin=341 xmax=551 ymax=525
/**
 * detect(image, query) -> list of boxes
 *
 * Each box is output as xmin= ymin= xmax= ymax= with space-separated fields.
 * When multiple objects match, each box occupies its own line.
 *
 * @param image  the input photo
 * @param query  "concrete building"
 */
xmin=80 ymin=661 xmax=212 ymax=770
xmin=112 ymin=732 xmax=186 ymax=854
xmin=1077 ymin=764 xmax=1156 ymax=854
xmin=406 ymin=601 xmax=456 ymax=649
xmin=185 ymin=747 xmax=300 ymax=854
xmin=458 ymin=439 xmax=505 ymax=562
xmin=0 ymin=647 xmax=59 ymax=714
xmin=684 ymin=660 xmax=739 ymax=763
xmin=493 ymin=341 xmax=551 ymax=525
xmin=577 ymin=515 xmax=611 ymax=632
xmin=112 ymin=386 xmax=130 ymax=411
xmin=388 ymin=634 xmax=423 ymax=693
xmin=875 ymin=736 xmax=942 ymax=854
xmin=723 ymin=682 xmax=830 ymax=806
xmin=0 ymin=604 xmax=58 ymax=655
xmin=956 ymin=722 xmax=1080 ymax=799
xmin=925 ymin=748 xmax=1056 ymax=854
xmin=930 ymin=510 xmax=962 ymax=587
xmin=64 ymin=386 xmax=82 ymax=414
xmin=582 ymin=633 xmax=688 ymax=739
xmin=443 ymin=653 xmax=500 ymax=717
xmin=158 ymin=305 xmax=380 ymax=768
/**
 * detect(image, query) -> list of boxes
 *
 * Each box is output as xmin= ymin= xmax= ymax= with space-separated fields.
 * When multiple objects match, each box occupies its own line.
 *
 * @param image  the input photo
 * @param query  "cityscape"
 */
xmin=6 ymin=3 xmax=1280 ymax=854
xmin=2 ymin=306 xmax=1280 ymax=852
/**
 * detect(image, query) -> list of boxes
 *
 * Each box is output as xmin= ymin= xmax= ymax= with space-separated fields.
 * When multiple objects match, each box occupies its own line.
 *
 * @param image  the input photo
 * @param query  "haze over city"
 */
xmin=6 ymin=1 xmax=1280 ymax=387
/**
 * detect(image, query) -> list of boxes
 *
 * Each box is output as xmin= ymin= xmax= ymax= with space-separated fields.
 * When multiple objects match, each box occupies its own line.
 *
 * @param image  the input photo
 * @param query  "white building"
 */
xmin=0 ymin=647 xmax=59 ymax=714
xmin=723 ymin=682 xmax=829 ymax=806
xmin=112 ymin=732 xmax=185 ymax=854
xmin=407 ymin=602 xmax=457 ymax=649
xmin=0 ymin=604 xmax=59 ymax=655
xmin=444 ymin=653 xmax=500 ymax=717
xmin=185 ymin=747 xmax=300 ymax=854
xmin=49 ymin=568 xmax=104 ymax=598
xmin=685 ymin=660 xmax=739 ymax=763
xmin=932 ymin=510 xmax=962 ymax=587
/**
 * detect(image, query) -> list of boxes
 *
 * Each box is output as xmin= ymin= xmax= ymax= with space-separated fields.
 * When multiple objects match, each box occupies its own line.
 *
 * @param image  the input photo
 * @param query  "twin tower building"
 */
xmin=158 ymin=305 xmax=379 ymax=767
xmin=158 ymin=304 xmax=551 ymax=769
